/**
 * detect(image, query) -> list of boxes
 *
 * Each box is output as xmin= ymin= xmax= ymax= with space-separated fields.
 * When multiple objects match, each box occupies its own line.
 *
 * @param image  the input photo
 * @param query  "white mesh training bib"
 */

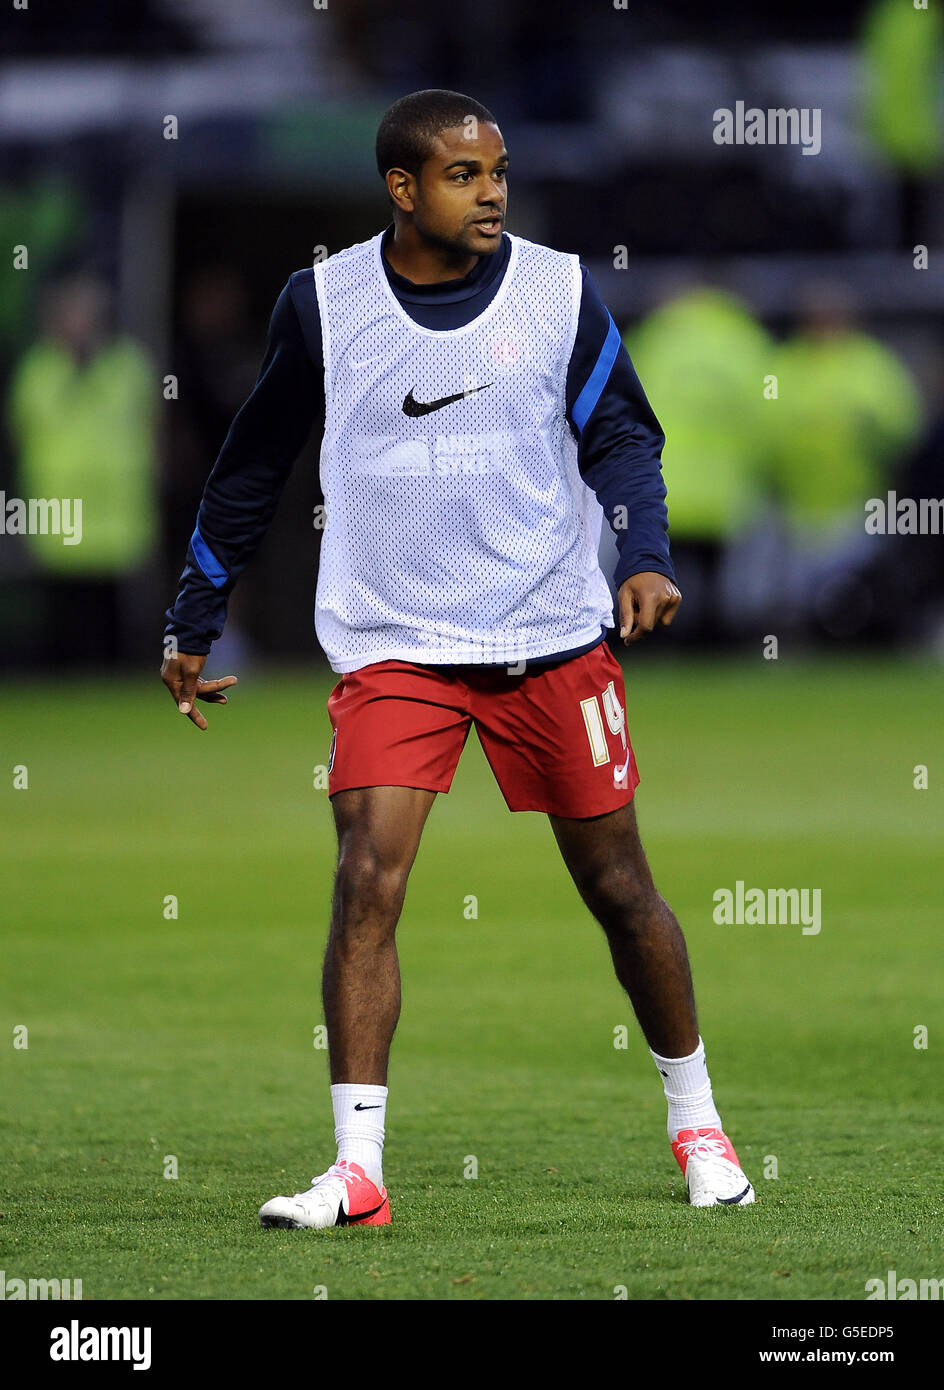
xmin=312 ymin=230 xmax=614 ymax=672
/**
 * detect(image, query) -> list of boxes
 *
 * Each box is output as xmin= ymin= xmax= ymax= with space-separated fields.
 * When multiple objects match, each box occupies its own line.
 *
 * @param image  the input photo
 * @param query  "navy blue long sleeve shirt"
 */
xmin=165 ymin=227 xmax=675 ymax=661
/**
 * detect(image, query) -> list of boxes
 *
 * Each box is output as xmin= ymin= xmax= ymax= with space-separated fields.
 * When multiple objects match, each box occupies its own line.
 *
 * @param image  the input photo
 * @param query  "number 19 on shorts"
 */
xmin=579 ymin=680 xmax=627 ymax=768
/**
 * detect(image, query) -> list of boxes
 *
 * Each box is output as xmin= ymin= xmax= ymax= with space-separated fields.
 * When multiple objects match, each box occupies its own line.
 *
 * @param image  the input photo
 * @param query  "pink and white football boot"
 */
xmin=672 ymin=1127 xmax=755 ymax=1207
xmin=259 ymin=1160 xmax=390 ymax=1229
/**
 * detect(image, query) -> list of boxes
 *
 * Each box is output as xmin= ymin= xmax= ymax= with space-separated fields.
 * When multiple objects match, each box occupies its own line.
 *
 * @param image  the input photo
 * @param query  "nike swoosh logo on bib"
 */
xmin=402 ymin=384 xmax=492 ymax=417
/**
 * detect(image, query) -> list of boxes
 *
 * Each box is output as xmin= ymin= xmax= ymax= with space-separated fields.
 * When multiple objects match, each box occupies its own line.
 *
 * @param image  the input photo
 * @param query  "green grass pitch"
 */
xmin=1 ymin=654 xmax=942 ymax=1300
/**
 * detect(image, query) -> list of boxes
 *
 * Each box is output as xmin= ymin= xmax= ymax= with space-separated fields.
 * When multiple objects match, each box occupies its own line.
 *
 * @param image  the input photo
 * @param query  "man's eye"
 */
xmin=494 ymin=168 xmax=507 ymax=179
xmin=453 ymin=171 xmax=470 ymax=182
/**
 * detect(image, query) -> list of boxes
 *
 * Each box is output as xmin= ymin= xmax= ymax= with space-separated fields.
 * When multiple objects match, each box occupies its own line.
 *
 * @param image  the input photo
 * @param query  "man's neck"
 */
xmin=382 ymin=225 xmax=479 ymax=285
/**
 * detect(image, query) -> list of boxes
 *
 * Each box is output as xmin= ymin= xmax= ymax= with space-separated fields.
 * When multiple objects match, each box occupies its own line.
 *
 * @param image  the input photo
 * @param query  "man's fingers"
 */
xmin=180 ymin=673 xmax=237 ymax=719
xmin=177 ymin=674 xmax=237 ymax=714
xmin=194 ymin=675 xmax=237 ymax=706
xmin=178 ymin=676 xmax=199 ymax=715
xmin=626 ymin=590 xmax=658 ymax=643
xmin=618 ymin=590 xmax=641 ymax=639
xmin=195 ymin=675 xmax=237 ymax=699
xmin=617 ymin=575 xmax=682 ymax=645
xmin=162 ymin=652 xmax=222 ymax=723
xmin=659 ymin=587 xmax=682 ymax=626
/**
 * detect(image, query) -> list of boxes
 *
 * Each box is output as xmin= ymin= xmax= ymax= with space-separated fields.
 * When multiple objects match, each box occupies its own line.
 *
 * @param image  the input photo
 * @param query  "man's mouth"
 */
xmin=473 ymin=216 xmax=503 ymax=235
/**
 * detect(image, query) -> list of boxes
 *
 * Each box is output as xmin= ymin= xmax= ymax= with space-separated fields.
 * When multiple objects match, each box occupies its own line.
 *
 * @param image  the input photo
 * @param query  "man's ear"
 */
xmin=385 ymin=167 xmax=416 ymax=214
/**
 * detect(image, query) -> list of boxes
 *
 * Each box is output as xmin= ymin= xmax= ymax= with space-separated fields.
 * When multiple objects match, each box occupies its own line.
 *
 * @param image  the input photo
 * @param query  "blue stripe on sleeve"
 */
xmin=571 ymin=312 xmax=622 ymax=435
xmin=190 ymin=526 xmax=228 ymax=589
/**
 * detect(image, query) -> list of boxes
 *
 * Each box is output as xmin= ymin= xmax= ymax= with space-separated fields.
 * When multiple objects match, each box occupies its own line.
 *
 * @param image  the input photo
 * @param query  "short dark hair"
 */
xmin=375 ymin=89 xmax=498 ymax=182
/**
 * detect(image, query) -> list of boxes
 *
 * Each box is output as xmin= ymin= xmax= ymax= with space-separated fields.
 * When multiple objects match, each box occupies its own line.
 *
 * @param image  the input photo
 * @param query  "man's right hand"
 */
xmin=161 ymin=651 xmax=237 ymax=731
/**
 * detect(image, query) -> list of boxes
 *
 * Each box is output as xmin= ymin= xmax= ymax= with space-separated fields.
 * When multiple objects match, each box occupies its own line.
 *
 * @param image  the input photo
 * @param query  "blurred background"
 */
xmin=0 ymin=0 xmax=942 ymax=673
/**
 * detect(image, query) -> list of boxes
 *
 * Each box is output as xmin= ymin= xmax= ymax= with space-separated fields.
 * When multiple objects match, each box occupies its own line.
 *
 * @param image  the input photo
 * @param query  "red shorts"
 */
xmin=325 ymin=641 xmax=639 ymax=818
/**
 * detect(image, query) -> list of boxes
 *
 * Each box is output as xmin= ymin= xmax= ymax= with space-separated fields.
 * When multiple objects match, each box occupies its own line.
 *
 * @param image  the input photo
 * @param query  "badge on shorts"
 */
xmin=328 ymin=727 xmax=337 ymax=774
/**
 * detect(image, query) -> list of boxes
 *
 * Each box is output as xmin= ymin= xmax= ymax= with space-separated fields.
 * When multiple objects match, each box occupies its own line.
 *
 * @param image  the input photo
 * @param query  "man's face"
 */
xmin=408 ymin=122 xmax=508 ymax=256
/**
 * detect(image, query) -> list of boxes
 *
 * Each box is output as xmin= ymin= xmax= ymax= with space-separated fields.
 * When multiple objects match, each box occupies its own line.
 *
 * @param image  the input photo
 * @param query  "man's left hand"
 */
xmin=618 ymin=571 xmax=682 ymax=645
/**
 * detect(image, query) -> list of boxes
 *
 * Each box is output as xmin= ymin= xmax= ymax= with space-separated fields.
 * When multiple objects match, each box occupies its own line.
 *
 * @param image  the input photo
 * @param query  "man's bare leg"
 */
xmin=259 ymin=785 xmax=436 ymax=1228
xmin=548 ymin=800 xmax=697 ymax=1058
xmin=323 ymin=785 xmax=438 ymax=1083
xmin=548 ymin=799 xmax=754 ymax=1205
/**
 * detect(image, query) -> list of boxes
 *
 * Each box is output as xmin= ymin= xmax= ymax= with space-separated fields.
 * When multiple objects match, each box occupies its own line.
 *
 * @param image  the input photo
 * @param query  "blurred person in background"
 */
xmin=860 ymin=0 xmax=943 ymax=244
xmin=0 ymin=177 xmax=86 ymax=365
xmin=859 ymin=356 xmax=944 ymax=651
xmin=622 ymin=286 xmax=774 ymax=645
xmin=900 ymin=403 xmax=944 ymax=650
xmin=766 ymin=281 xmax=924 ymax=641
xmin=6 ymin=273 xmax=158 ymax=668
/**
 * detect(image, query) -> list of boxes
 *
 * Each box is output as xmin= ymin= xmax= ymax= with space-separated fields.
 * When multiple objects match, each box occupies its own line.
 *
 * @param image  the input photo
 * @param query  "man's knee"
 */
xmin=332 ymin=842 xmax=411 ymax=937
xmin=577 ymin=863 xmax=660 ymax=931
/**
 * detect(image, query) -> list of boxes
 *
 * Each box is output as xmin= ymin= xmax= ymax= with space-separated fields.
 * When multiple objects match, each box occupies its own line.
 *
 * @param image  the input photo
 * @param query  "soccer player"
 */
xmin=162 ymin=90 xmax=755 ymax=1225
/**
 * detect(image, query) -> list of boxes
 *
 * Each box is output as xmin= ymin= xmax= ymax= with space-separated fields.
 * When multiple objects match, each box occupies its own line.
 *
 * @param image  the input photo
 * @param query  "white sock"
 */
xmin=650 ymin=1036 xmax=722 ymax=1138
xmin=331 ymin=1083 xmax=387 ymax=1187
